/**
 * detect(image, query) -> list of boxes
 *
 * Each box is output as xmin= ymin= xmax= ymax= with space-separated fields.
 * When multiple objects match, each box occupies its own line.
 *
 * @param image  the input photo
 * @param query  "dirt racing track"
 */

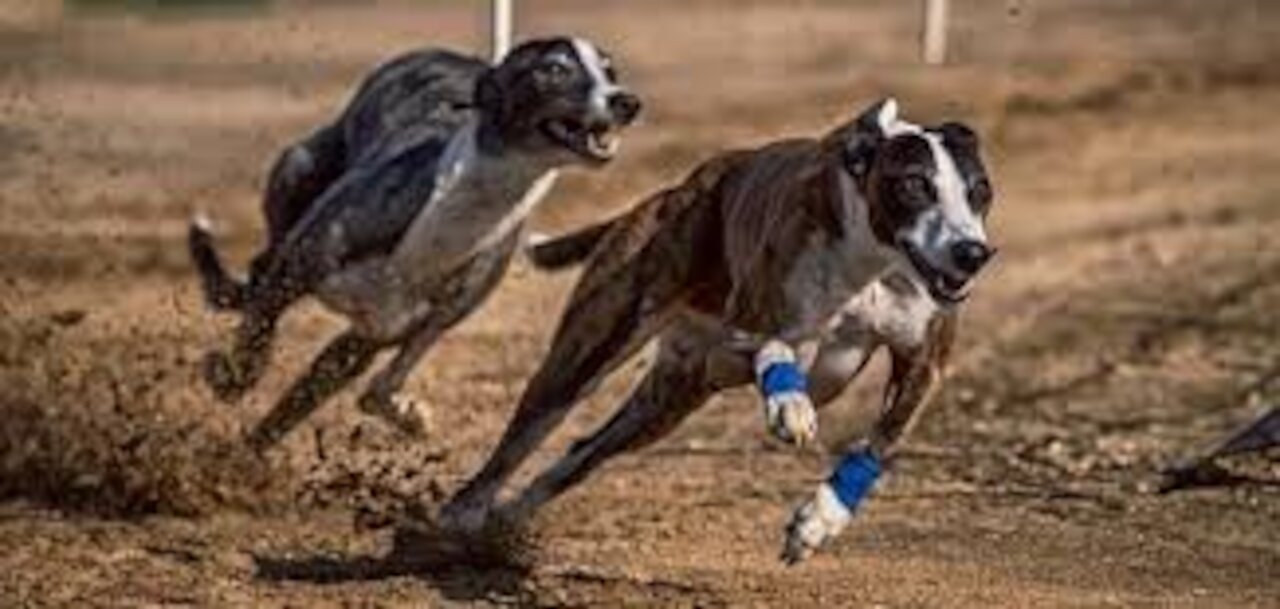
xmin=0 ymin=1 xmax=1276 ymax=606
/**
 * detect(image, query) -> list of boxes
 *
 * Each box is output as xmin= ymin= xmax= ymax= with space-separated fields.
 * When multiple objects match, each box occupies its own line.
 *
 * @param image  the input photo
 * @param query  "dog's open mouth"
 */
xmin=901 ymin=243 xmax=971 ymax=306
xmin=541 ymin=118 xmax=620 ymax=163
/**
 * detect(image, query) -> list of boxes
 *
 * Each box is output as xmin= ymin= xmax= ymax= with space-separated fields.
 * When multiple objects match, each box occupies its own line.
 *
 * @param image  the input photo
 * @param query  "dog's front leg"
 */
xmin=245 ymin=330 xmax=382 ymax=452
xmin=782 ymin=313 xmax=956 ymax=564
xmin=755 ymin=339 xmax=821 ymax=447
xmin=356 ymin=318 xmax=450 ymax=438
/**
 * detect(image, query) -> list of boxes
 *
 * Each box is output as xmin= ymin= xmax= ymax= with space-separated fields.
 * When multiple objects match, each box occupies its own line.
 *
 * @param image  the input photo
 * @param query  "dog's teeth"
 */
xmin=600 ymin=134 xmax=619 ymax=155
xmin=588 ymin=131 xmax=619 ymax=157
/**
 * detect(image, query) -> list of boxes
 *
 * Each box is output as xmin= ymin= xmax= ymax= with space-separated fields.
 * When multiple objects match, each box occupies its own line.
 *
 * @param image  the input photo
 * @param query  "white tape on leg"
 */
xmin=754 ymin=340 xmax=816 ymax=445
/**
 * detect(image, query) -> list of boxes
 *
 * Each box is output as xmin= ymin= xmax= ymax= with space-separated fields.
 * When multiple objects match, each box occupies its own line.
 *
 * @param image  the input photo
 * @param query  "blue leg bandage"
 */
xmin=760 ymin=361 xmax=807 ymax=398
xmin=828 ymin=449 xmax=882 ymax=511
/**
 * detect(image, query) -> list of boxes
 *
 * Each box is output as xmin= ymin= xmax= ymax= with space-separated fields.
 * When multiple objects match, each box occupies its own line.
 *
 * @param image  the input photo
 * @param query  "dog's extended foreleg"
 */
xmin=754 ymin=338 xmax=824 ymax=447
xmin=782 ymin=313 xmax=956 ymax=564
xmin=356 ymin=318 xmax=451 ymax=438
xmin=245 ymin=330 xmax=381 ymax=452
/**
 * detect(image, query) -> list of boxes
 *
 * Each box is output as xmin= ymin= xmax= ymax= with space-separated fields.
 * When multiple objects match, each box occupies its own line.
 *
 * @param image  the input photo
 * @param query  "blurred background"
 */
xmin=0 ymin=1 xmax=1276 ymax=606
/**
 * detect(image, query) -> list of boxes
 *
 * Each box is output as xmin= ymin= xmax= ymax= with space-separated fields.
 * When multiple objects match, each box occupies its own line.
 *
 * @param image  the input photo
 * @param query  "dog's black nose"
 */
xmin=607 ymin=92 xmax=642 ymax=125
xmin=951 ymin=240 xmax=993 ymax=275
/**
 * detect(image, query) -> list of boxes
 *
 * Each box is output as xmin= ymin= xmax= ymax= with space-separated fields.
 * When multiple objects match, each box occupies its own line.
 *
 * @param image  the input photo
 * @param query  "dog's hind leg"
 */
xmin=782 ymin=313 xmax=956 ymax=564
xmin=188 ymin=217 xmax=249 ymax=311
xmin=500 ymin=332 xmax=749 ymax=525
xmin=187 ymin=126 xmax=346 ymax=313
xmin=440 ymin=304 xmax=676 ymax=533
xmin=440 ymin=279 xmax=694 ymax=531
xmin=202 ymin=278 xmax=308 ymax=403
xmin=241 ymin=125 xmax=349 ymax=292
xmin=441 ymin=189 xmax=716 ymax=532
xmin=244 ymin=330 xmax=381 ymax=452
xmin=262 ymin=125 xmax=347 ymax=246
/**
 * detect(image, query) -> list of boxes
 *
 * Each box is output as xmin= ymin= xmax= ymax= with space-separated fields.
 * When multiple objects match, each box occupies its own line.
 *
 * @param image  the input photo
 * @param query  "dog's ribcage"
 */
xmin=317 ymin=120 xmax=556 ymax=340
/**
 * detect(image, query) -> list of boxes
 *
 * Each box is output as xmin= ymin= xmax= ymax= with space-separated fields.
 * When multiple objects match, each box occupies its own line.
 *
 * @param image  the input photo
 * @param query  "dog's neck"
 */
xmin=832 ymin=166 xmax=949 ymax=310
xmin=830 ymin=165 xmax=898 ymax=283
xmin=392 ymin=117 xmax=560 ymax=279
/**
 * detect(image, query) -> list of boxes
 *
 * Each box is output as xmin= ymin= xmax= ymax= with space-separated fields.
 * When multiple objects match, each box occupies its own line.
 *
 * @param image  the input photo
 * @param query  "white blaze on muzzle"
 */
xmin=903 ymin=133 xmax=987 ymax=281
xmin=871 ymin=99 xmax=990 ymax=296
xmin=570 ymin=37 xmax=621 ymax=122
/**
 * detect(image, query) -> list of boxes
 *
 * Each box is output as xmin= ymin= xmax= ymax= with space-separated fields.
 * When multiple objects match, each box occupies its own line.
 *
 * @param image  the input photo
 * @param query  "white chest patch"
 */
xmin=317 ymin=119 xmax=557 ymax=339
xmin=393 ymin=121 xmax=556 ymax=276
xmin=839 ymin=273 xmax=939 ymax=351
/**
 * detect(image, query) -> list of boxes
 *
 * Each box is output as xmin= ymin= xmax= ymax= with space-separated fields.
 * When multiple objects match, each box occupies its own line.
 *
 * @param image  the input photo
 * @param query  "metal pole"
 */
xmin=491 ymin=0 xmax=514 ymax=62
xmin=922 ymin=0 xmax=949 ymax=65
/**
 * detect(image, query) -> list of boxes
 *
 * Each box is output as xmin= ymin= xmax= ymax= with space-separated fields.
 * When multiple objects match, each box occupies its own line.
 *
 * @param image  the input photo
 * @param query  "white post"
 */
xmin=921 ymin=0 xmax=949 ymax=65
xmin=491 ymin=0 xmax=514 ymax=62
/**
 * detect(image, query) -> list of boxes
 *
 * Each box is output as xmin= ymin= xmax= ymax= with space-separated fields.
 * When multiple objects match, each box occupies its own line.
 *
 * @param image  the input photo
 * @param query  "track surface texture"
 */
xmin=1 ymin=1 xmax=1277 ymax=606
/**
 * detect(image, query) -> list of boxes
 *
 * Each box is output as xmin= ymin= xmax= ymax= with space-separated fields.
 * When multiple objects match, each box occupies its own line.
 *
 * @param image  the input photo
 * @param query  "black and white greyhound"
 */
xmin=189 ymin=37 xmax=641 ymax=450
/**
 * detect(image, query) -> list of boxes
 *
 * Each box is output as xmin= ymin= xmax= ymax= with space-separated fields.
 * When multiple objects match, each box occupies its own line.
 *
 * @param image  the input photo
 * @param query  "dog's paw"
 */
xmin=781 ymin=485 xmax=850 ymax=565
xmin=202 ymin=351 xmax=248 ymax=404
xmin=359 ymin=392 xmax=431 ymax=438
xmin=765 ymin=391 xmax=818 ymax=447
xmin=438 ymin=499 xmax=493 ymax=537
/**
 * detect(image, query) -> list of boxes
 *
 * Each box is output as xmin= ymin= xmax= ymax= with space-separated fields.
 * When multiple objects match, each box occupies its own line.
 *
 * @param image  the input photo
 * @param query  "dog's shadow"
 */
xmin=252 ymin=520 xmax=539 ymax=604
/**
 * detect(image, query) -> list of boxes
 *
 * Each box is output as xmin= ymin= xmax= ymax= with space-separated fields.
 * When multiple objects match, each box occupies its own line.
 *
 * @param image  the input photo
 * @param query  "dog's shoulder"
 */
xmin=282 ymin=122 xmax=465 ymax=271
xmin=340 ymin=48 xmax=488 ymax=163
xmin=717 ymin=138 xmax=852 ymax=326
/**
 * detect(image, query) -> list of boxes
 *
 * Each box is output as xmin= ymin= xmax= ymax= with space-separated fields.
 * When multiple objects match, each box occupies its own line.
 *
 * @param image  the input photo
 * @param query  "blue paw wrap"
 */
xmin=829 ymin=450 xmax=882 ymax=511
xmin=761 ymin=361 xmax=807 ymax=398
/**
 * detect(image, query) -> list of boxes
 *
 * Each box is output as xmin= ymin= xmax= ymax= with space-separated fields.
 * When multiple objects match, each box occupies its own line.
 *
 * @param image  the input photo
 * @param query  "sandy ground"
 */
xmin=0 ymin=0 xmax=1277 ymax=606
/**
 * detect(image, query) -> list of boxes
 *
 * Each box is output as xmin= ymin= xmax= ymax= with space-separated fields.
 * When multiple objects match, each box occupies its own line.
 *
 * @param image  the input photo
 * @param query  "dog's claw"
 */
xmin=781 ymin=486 xmax=850 ymax=565
xmin=359 ymin=392 xmax=431 ymax=438
xmin=766 ymin=392 xmax=818 ymax=447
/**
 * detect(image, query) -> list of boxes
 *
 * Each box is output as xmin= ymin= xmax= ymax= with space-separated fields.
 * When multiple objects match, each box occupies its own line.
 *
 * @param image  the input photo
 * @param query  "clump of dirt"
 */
xmin=0 ymin=307 xmax=460 ymax=520
xmin=0 ymin=315 xmax=293 ymax=516
xmin=295 ymin=424 xmax=452 ymax=526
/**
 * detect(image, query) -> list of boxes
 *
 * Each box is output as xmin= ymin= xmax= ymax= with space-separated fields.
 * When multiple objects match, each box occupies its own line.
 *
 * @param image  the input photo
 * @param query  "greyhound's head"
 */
xmin=839 ymin=98 xmax=996 ymax=306
xmin=476 ymin=36 xmax=642 ymax=165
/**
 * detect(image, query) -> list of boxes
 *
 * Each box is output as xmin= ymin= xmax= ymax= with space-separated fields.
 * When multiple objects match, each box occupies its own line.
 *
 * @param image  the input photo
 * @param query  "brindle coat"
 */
xmin=441 ymin=99 xmax=995 ymax=564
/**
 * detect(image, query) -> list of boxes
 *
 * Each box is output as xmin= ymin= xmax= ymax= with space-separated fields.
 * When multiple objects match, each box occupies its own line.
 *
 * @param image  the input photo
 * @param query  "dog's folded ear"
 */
xmin=936 ymin=121 xmax=980 ymax=151
xmin=475 ymin=68 xmax=509 ymax=129
xmin=841 ymin=97 xmax=897 ymax=182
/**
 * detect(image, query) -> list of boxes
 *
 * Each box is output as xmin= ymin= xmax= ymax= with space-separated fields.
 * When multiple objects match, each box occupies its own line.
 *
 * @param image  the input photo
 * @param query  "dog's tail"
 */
xmin=525 ymin=219 xmax=616 ymax=271
xmin=188 ymin=215 xmax=249 ymax=311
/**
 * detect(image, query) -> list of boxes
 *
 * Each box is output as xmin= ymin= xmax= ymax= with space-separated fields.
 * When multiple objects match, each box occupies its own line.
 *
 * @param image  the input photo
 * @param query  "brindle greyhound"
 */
xmin=188 ymin=38 xmax=640 ymax=450
xmin=440 ymin=99 xmax=996 ymax=564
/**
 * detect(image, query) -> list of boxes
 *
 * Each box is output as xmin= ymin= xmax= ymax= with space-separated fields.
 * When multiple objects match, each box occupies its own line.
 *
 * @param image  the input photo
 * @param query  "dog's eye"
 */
xmin=969 ymin=177 xmax=993 ymax=215
xmin=600 ymin=55 xmax=619 ymax=81
xmin=540 ymin=61 xmax=572 ymax=83
xmin=897 ymin=175 xmax=936 ymax=206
